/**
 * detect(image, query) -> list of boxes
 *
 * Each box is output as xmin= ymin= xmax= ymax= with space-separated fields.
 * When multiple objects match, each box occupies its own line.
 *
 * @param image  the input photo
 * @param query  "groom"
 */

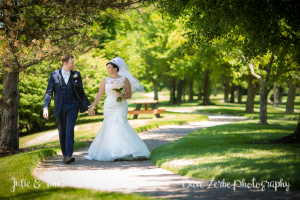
xmin=43 ymin=55 xmax=91 ymax=164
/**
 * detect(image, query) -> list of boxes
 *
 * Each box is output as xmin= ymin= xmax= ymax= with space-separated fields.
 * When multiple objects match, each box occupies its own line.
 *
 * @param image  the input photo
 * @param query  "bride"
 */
xmin=84 ymin=57 xmax=151 ymax=161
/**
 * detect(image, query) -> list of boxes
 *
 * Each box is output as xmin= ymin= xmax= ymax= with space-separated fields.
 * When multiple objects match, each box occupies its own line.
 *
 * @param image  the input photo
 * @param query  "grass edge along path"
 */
xmin=0 ymin=142 xmax=159 ymax=200
xmin=132 ymin=112 xmax=209 ymax=134
xmin=19 ymin=112 xmax=209 ymax=149
xmin=1 ymin=112 xmax=208 ymax=199
xmin=150 ymin=119 xmax=300 ymax=191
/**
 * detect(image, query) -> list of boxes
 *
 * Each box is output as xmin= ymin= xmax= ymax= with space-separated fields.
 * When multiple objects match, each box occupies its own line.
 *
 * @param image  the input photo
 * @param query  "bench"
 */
xmin=128 ymin=100 xmax=166 ymax=119
xmin=128 ymin=107 xmax=166 ymax=115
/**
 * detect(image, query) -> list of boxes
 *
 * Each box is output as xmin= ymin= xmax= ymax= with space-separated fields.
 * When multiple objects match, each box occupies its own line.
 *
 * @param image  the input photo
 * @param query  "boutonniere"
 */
xmin=73 ymin=73 xmax=78 ymax=79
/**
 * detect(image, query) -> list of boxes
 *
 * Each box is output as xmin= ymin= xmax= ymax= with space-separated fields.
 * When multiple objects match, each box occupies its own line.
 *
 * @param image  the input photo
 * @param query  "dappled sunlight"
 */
xmin=162 ymin=159 xmax=196 ymax=168
xmin=151 ymin=121 xmax=300 ymax=190
xmin=155 ymin=148 xmax=300 ymax=189
xmin=32 ymin=121 xmax=226 ymax=194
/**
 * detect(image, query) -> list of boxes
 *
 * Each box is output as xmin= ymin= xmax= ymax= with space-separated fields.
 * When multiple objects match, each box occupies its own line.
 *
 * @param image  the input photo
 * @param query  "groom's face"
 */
xmin=64 ymin=58 xmax=75 ymax=71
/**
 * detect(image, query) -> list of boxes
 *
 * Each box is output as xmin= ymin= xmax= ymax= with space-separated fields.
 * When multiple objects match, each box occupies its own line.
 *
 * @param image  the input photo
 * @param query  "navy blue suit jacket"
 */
xmin=43 ymin=69 xmax=91 ymax=117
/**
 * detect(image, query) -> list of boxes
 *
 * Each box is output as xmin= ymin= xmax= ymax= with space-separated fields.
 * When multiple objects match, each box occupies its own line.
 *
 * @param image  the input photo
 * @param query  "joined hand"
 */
xmin=88 ymin=107 xmax=95 ymax=116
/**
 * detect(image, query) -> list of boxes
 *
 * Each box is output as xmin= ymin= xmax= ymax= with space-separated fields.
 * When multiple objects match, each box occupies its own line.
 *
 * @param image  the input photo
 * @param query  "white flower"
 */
xmin=73 ymin=74 xmax=78 ymax=78
xmin=112 ymin=82 xmax=125 ymax=90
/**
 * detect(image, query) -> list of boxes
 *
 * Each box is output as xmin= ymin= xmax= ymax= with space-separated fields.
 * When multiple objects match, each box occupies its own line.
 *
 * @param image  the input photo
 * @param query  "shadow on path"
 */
xmin=33 ymin=114 xmax=299 ymax=199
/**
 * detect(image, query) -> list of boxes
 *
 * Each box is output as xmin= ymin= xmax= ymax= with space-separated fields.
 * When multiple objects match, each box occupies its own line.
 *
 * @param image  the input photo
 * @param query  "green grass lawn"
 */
xmin=151 ymin=120 xmax=300 ymax=191
xmin=196 ymin=102 xmax=299 ymax=121
xmin=148 ymin=91 xmax=300 ymax=191
xmin=199 ymin=93 xmax=300 ymax=120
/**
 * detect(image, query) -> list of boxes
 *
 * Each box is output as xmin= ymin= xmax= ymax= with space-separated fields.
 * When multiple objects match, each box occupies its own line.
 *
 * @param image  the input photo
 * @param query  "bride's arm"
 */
xmin=89 ymin=78 xmax=106 ymax=115
xmin=119 ymin=77 xmax=132 ymax=99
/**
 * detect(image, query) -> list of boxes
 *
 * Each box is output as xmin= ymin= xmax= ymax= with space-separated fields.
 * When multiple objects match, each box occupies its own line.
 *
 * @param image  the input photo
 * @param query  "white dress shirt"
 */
xmin=62 ymin=68 xmax=71 ymax=85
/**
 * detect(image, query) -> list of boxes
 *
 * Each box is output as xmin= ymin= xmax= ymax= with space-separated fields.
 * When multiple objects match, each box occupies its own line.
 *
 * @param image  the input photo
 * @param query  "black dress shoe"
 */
xmin=68 ymin=155 xmax=75 ymax=162
xmin=64 ymin=156 xmax=75 ymax=164
xmin=70 ymin=157 xmax=75 ymax=162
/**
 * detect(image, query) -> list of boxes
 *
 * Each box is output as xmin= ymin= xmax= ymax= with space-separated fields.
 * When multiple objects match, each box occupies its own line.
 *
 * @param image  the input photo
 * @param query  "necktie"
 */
xmin=62 ymin=70 xmax=70 ymax=84
xmin=62 ymin=71 xmax=70 ymax=75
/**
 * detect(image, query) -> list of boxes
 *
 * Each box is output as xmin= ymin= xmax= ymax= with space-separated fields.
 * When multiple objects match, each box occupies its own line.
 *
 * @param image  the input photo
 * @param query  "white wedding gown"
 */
xmin=84 ymin=76 xmax=151 ymax=161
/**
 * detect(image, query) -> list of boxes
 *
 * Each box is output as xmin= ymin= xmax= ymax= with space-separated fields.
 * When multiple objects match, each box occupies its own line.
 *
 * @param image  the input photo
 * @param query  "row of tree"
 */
xmin=1 ymin=1 xmax=300 ymax=151
xmin=2 ymin=6 xmax=299 ymax=133
xmin=155 ymin=0 xmax=300 ymax=125
xmin=98 ymin=7 xmax=299 ymax=115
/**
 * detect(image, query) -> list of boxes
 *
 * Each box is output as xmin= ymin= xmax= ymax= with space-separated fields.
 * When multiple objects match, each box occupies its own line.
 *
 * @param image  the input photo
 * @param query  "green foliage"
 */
xmin=99 ymin=7 xmax=233 ymax=97
xmin=158 ymin=0 xmax=300 ymax=62
xmin=5 ymin=3 xmax=300 ymax=134
xmin=156 ymin=0 xmax=300 ymax=123
xmin=19 ymin=72 xmax=55 ymax=133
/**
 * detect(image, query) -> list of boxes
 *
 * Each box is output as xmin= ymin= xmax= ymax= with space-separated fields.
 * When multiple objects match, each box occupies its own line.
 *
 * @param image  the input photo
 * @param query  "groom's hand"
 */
xmin=43 ymin=109 xmax=48 ymax=119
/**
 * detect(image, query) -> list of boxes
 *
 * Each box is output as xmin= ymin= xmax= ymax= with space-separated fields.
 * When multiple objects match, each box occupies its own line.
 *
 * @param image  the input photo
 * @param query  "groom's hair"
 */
xmin=61 ymin=55 xmax=74 ymax=65
xmin=106 ymin=62 xmax=119 ymax=72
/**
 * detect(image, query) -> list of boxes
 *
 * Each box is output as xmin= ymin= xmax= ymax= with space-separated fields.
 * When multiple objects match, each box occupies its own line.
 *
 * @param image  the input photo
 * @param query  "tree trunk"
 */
xmin=224 ymin=82 xmax=230 ymax=103
xmin=198 ymin=85 xmax=202 ymax=100
xmin=214 ymin=88 xmax=217 ymax=96
xmin=176 ymin=79 xmax=184 ymax=105
xmin=286 ymin=79 xmax=297 ymax=114
xmin=245 ymin=75 xmax=260 ymax=113
xmin=169 ymin=79 xmax=176 ymax=105
xmin=151 ymin=78 xmax=159 ymax=101
xmin=230 ymin=87 xmax=235 ymax=103
xmin=277 ymin=86 xmax=284 ymax=104
xmin=182 ymin=85 xmax=186 ymax=103
xmin=273 ymin=82 xmax=276 ymax=107
xmin=188 ymin=80 xmax=193 ymax=102
xmin=293 ymin=115 xmax=300 ymax=137
xmin=202 ymin=69 xmax=211 ymax=105
xmin=0 ymin=71 xmax=20 ymax=152
xmin=259 ymin=85 xmax=272 ymax=124
xmin=259 ymin=53 xmax=274 ymax=125
xmin=237 ymin=86 xmax=244 ymax=103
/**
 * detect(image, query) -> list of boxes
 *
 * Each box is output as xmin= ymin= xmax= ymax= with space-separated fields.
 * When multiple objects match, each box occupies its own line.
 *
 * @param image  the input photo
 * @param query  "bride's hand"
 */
xmin=88 ymin=107 xmax=95 ymax=116
xmin=116 ymin=92 xmax=122 ymax=98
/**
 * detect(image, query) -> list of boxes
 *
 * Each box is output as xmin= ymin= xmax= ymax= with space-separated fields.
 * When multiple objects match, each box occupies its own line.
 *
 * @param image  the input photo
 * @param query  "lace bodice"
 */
xmin=103 ymin=76 xmax=127 ymax=122
xmin=105 ymin=76 xmax=125 ymax=85
xmin=105 ymin=76 xmax=126 ymax=98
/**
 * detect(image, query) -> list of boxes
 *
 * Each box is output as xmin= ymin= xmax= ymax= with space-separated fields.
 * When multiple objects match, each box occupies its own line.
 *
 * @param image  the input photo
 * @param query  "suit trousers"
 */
xmin=56 ymin=102 xmax=80 ymax=157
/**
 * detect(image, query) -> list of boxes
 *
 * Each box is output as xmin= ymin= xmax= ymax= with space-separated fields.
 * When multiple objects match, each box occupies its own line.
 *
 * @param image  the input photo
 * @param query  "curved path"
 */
xmin=33 ymin=114 xmax=299 ymax=199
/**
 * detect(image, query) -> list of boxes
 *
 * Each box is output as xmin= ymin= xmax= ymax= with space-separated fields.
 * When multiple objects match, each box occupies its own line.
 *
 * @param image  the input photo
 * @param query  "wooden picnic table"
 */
xmin=128 ymin=100 xmax=166 ymax=119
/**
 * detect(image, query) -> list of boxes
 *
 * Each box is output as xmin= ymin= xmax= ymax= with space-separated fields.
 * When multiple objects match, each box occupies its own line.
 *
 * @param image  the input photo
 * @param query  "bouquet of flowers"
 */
xmin=112 ymin=81 xmax=125 ymax=102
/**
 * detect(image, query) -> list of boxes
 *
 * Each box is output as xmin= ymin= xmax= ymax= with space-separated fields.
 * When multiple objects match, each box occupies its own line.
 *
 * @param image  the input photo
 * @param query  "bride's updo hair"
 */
xmin=106 ymin=62 xmax=119 ymax=72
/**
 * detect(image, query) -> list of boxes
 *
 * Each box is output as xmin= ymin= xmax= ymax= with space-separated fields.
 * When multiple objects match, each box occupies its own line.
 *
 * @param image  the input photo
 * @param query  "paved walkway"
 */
xmin=23 ymin=115 xmax=177 ymax=148
xmin=33 ymin=114 xmax=299 ymax=199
